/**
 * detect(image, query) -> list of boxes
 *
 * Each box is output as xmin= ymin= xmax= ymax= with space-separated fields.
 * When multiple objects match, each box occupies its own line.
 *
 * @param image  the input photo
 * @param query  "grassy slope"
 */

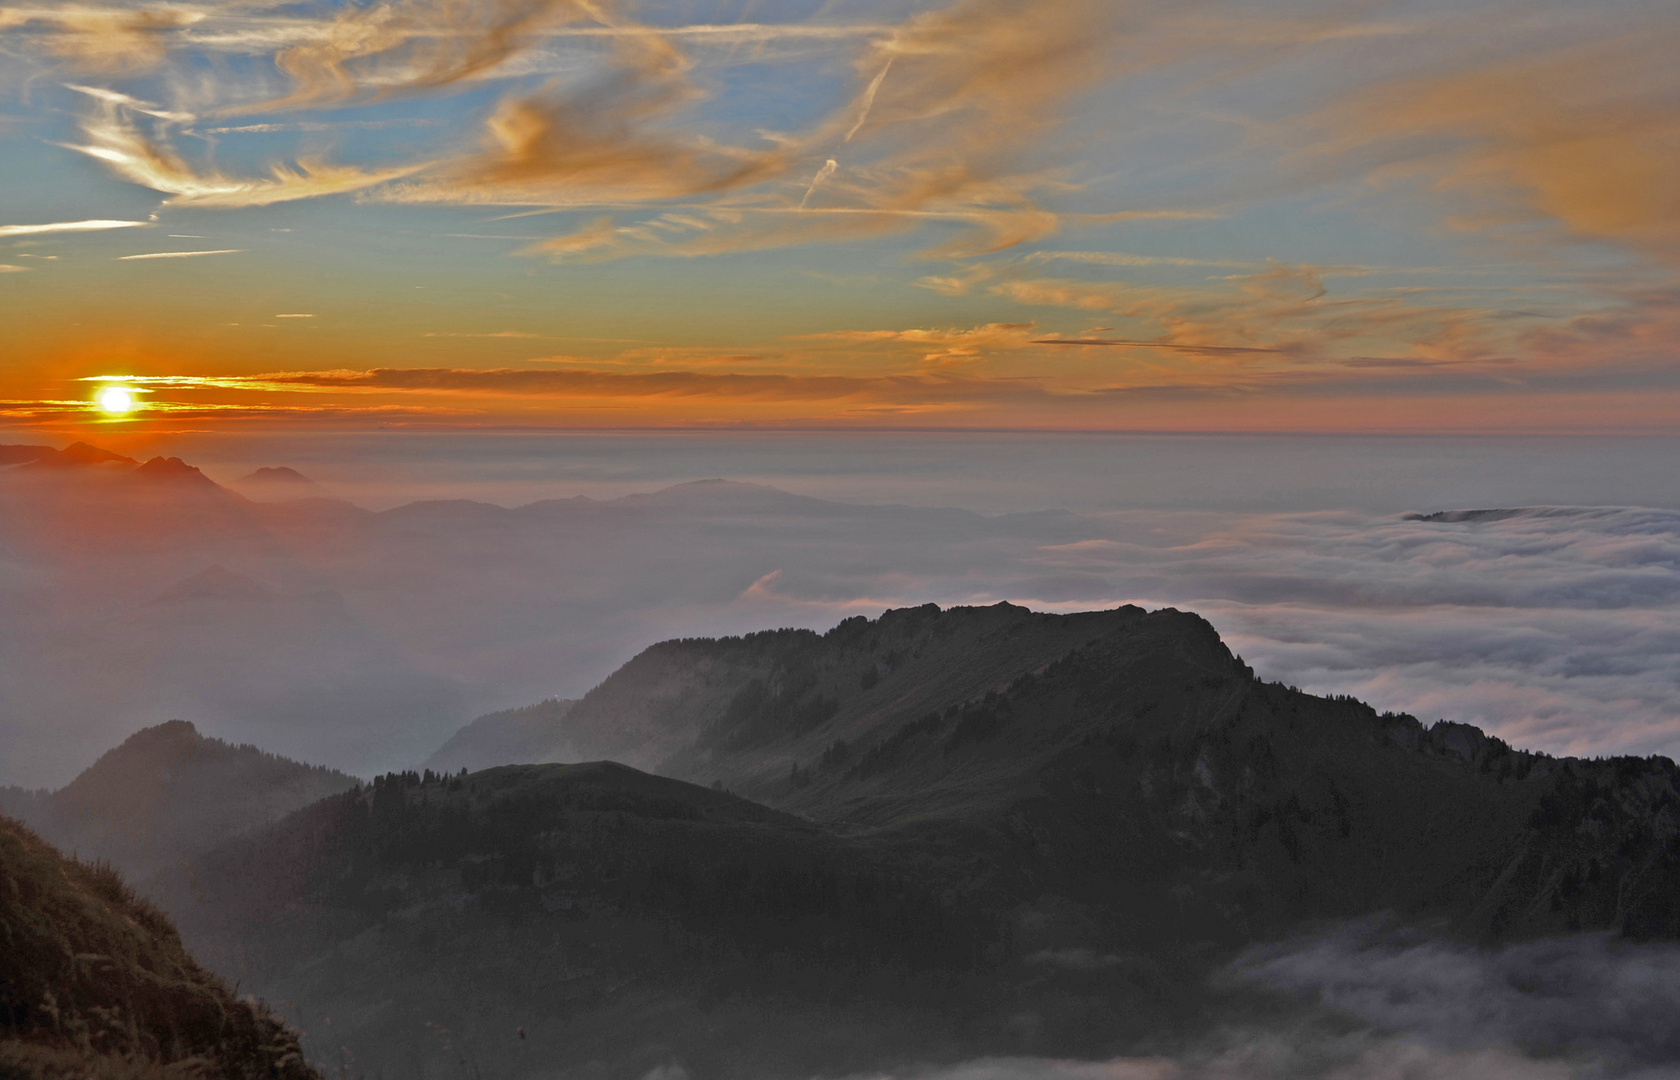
xmin=0 ymin=815 xmax=319 ymax=1080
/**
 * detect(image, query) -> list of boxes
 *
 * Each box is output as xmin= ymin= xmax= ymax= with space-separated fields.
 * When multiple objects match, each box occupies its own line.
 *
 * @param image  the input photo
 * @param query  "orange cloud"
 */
xmin=801 ymin=322 xmax=1039 ymax=366
xmin=0 ymin=5 xmax=200 ymax=72
xmin=459 ymin=0 xmax=1159 ymax=258
xmin=1312 ymin=30 xmax=1680 ymax=265
xmin=246 ymin=365 xmax=1046 ymax=406
xmin=444 ymin=28 xmax=787 ymax=204
xmin=30 ymin=0 xmax=1192 ymax=257
xmin=913 ymin=256 xmax=1546 ymax=369
xmin=253 ymin=0 xmax=609 ymax=112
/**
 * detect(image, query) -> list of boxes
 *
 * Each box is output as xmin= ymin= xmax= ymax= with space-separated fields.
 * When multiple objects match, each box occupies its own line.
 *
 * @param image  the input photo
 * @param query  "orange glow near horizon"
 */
xmin=0 ymin=0 xmax=1675 ymax=436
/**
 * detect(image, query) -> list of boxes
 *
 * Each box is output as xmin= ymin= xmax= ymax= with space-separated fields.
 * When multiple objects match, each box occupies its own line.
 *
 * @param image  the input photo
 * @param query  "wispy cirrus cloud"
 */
xmin=60 ymin=85 xmax=427 ymax=208
xmin=0 ymin=218 xmax=149 ymax=237
xmin=6 ymin=0 xmax=1678 ymax=433
xmin=0 ymin=5 xmax=202 ymax=72
xmin=1034 ymin=338 xmax=1286 ymax=357
xmin=1301 ymin=27 xmax=1680 ymax=266
xmin=800 ymin=322 xmax=1040 ymax=366
xmin=198 ymin=118 xmax=447 ymax=135
xmin=116 ymin=247 xmax=243 ymax=259
xmin=247 ymin=0 xmax=615 ymax=113
xmin=502 ymin=0 xmax=1157 ymax=260
xmin=437 ymin=26 xmax=789 ymax=205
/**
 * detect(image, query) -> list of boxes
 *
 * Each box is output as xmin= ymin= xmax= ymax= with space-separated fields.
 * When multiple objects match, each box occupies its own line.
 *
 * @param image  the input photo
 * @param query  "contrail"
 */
xmin=0 ymin=219 xmax=148 ymax=238
xmin=117 ymin=249 xmax=245 ymax=260
xmin=845 ymin=60 xmax=892 ymax=141
xmin=800 ymin=159 xmax=839 ymax=209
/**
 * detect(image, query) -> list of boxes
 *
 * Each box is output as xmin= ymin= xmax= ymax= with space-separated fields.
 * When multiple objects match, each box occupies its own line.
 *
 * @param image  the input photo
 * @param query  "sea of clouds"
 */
xmin=1043 ymin=506 xmax=1680 ymax=760
xmin=779 ymin=924 xmax=1680 ymax=1080
xmin=5 ymin=433 xmax=1680 ymax=781
xmin=610 ymin=498 xmax=1680 ymax=763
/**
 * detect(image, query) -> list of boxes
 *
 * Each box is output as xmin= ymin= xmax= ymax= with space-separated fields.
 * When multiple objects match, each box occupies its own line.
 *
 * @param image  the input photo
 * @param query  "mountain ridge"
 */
xmin=422 ymin=697 xmax=581 ymax=773
xmin=2 ymin=720 xmax=360 ymax=879
xmin=144 ymin=602 xmax=1680 ymax=1078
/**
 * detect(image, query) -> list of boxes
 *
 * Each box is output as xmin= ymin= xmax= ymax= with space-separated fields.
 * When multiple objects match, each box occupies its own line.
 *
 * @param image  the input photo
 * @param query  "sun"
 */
xmin=94 ymin=384 xmax=138 ymax=415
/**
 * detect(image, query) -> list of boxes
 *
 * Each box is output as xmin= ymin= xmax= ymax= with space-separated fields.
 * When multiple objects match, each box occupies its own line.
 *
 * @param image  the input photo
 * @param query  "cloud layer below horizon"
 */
xmin=817 ymin=922 xmax=1680 ymax=1079
xmin=3 ymin=439 xmax=1679 ymax=784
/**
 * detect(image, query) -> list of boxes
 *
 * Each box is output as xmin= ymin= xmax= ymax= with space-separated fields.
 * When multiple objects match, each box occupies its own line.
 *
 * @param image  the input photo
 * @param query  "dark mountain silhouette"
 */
xmin=422 ymin=697 xmax=580 ymax=773
xmin=133 ymin=455 xmax=216 ymax=485
xmin=539 ymin=602 xmax=1130 ymax=778
xmin=0 ymin=815 xmax=318 ymax=1079
xmin=4 ymin=720 xmax=358 ymax=879
xmin=158 ymin=761 xmax=1013 ymax=1080
xmin=155 ymin=604 xmax=1680 ymax=1078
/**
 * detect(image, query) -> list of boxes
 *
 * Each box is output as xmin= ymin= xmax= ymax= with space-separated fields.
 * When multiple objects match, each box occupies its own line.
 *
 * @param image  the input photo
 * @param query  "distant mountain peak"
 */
xmin=29 ymin=719 xmax=359 ymax=879
xmin=135 ymin=454 xmax=214 ymax=483
xmin=137 ymin=717 xmax=199 ymax=740
xmin=629 ymin=478 xmax=801 ymax=502
xmin=152 ymin=564 xmax=275 ymax=604
xmin=61 ymin=441 xmax=136 ymax=465
xmin=238 ymin=465 xmax=315 ymax=485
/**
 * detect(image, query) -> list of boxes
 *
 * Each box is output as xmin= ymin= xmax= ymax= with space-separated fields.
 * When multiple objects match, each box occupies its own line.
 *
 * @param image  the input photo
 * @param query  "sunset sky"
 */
xmin=1 ymin=0 xmax=1676 ymax=433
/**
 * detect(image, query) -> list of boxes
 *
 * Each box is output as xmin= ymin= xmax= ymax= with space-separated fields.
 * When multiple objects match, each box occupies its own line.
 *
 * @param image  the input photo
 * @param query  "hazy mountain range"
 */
xmin=6 ymin=440 xmax=1680 ymax=788
xmin=9 ymin=601 xmax=1680 ymax=1078
xmin=422 ymin=698 xmax=579 ymax=774
xmin=0 ymin=720 xmax=357 ymax=880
